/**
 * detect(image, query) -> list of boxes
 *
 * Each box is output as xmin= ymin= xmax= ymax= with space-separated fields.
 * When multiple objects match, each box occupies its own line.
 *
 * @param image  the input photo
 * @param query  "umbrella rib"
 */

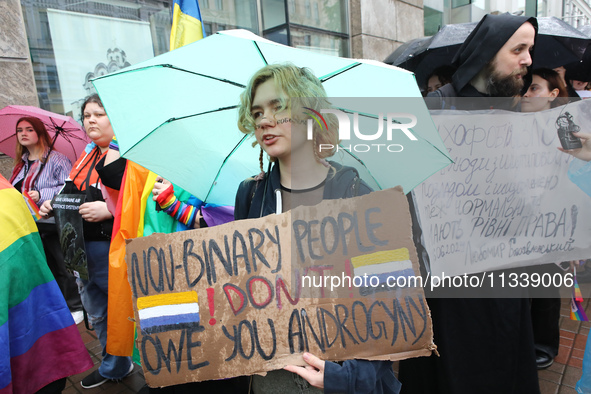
xmin=253 ymin=42 xmax=268 ymax=65
xmin=203 ymin=134 xmax=249 ymax=203
xmin=122 ymin=105 xmax=239 ymax=157
xmin=320 ymin=63 xmax=362 ymax=83
xmin=93 ymin=64 xmax=246 ymax=89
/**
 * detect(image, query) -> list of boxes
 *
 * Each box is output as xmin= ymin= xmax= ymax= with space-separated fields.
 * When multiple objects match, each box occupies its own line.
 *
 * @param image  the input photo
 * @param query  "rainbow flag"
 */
xmin=571 ymin=299 xmax=588 ymax=322
xmin=23 ymin=192 xmax=42 ymax=221
xmin=170 ymin=0 xmax=205 ymax=50
xmin=571 ymin=269 xmax=588 ymax=322
xmin=107 ymin=0 xmax=208 ymax=358
xmin=0 ymin=175 xmax=92 ymax=394
xmin=137 ymin=292 xmax=200 ymax=335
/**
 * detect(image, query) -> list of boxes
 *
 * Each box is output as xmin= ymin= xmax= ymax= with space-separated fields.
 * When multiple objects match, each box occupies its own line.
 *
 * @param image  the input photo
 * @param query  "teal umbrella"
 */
xmin=93 ymin=29 xmax=451 ymax=205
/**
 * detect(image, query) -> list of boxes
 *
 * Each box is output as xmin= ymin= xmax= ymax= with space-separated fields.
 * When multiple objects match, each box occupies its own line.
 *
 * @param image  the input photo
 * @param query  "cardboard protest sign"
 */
xmin=413 ymin=100 xmax=591 ymax=277
xmin=53 ymin=194 xmax=87 ymax=279
xmin=126 ymin=187 xmax=434 ymax=387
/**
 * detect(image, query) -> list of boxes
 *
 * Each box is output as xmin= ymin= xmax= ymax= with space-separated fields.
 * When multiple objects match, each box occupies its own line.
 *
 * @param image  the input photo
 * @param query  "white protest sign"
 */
xmin=413 ymin=100 xmax=591 ymax=277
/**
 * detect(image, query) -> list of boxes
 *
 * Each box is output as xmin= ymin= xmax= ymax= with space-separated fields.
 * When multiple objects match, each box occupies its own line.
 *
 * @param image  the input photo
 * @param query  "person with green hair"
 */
xmin=233 ymin=63 xmax=401 ymax=394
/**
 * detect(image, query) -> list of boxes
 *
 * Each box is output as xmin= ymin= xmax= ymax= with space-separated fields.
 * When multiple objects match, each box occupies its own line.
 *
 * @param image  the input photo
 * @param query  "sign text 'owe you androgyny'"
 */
xmin=126 ymin=188 xmax=435 ymax=387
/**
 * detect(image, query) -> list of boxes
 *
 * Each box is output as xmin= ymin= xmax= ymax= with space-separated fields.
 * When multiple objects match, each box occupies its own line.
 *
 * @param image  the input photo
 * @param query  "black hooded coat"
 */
xmin=400 ymin=14 xmax=541 ymax=394
xmin=427 ymin=13 xmax=538 ymax=109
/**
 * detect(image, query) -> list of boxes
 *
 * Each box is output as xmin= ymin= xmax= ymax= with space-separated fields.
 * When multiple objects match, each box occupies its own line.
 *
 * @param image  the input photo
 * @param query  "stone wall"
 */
xmin=350 ymin=0 xmax=424 ymax=61
xmin=0 ymin=0 xmax=38 ymax=179
xmin=0 ymin=0 xmax=39 ymax=109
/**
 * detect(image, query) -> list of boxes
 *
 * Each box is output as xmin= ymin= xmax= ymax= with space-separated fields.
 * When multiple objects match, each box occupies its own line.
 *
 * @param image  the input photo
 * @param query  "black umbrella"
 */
xmin=383 ymin=22 xmax=477 ymax=88
xmin=383 ymin=37 xmax=430 ymax=68
xmin=384 ymin=18 xmax=590 ymax=87
xmin=535 ymin=17 xmax=590 ymax=68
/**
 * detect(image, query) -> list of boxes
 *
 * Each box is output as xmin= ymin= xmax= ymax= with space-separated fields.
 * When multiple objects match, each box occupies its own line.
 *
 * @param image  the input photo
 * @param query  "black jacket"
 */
xmin=234 ymin=161 xmax=372 ymax=220
xmin=233 ymin=162 xmax=401 ymax=394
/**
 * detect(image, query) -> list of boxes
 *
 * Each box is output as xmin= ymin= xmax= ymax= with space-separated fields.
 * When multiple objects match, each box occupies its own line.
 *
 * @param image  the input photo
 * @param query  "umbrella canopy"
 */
xmin=386 ymin=18 xmax=590 ymax=87
xmin=0 ymin=105 xmax=89 ymax=163
xmin=385 ymin=22 xmax=477 ymax=88
xmin=93 ymin=29 xmax=452 ymax=206
xmin=535 ymin=17 xmax=590 ymax=68
xmin=383 ymin=37 xmax=431 ymax=67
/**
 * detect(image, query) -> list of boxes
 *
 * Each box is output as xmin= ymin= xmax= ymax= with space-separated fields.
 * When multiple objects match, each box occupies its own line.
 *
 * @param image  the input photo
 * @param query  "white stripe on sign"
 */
xmin=138 ymin=302 xmax=199 ymax=321
xmin=353 ymin=260 xmax=412 ymax=277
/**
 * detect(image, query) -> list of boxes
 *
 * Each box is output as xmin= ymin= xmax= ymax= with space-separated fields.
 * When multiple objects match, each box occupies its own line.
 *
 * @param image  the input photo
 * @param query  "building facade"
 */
xmin=1 ymin=0 xmax=424 ymax=125
xmin=423 ymin=0 xmax=591 ymax=35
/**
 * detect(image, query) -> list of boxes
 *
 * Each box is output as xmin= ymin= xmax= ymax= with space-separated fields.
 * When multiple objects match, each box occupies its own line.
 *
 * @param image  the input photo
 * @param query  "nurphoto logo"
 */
xmin=303 ymin=107 xmax=418 ymax=153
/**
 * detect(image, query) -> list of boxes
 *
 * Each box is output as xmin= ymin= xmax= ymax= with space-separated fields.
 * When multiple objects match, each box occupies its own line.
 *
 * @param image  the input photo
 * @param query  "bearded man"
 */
xmin=428 ymin=13 xmax=536 ymax=107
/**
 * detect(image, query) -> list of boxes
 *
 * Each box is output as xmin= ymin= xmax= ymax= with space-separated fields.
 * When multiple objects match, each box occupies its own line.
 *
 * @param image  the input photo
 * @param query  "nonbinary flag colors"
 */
xmin=0 ymin=175 xmax=92 ymax=394
xmin=137 ymin=291 xmax=200 ymax=335
xmin=351 ymin=248 xmax=415 ymax=284
xmin=170 ymin=0 xmax=204 ymax=49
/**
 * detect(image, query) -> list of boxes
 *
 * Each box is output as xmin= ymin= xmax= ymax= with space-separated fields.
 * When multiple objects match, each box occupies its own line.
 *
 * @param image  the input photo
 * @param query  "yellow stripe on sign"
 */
xmin=350 ymin=248 xmax=410 ymax=268
xmin=0 ymin=188 xmax=39 ymax=254
xmin=137 ymin=291 xmax=198 ymax=310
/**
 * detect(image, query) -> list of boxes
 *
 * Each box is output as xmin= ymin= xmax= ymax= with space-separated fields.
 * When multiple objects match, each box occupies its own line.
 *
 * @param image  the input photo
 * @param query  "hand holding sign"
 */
xmin=79 ymin=201 xmax=112 ymax=222
xmin=284 ymin=352 xmax=325 ymax=389
xmin=40 ymin=199 xmax=53 ymax=217
xmin=558 ymin=131 xmax=591 ymax=162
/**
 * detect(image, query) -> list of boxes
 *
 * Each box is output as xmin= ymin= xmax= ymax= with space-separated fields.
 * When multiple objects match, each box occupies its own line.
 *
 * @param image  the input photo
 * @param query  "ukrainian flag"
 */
xmin=170 ymin=0 xmax=205 ymax=50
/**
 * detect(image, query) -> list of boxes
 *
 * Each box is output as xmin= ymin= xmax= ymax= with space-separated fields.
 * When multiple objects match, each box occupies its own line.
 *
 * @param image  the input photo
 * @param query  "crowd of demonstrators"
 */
xmin=400 ymin=13 xmax=542 ymax=394
xmin=39 ymin=94 xmax=133 ymax=388
xmin=5 ymin=11 xmax=591 ymax=394
xmin=8 ymin=117 xmax=83 ymax=321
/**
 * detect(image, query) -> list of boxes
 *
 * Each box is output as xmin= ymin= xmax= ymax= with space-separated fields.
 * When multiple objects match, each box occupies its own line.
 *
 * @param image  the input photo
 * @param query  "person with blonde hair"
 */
xmin=233 ymin=63 xmax=401 ymax=394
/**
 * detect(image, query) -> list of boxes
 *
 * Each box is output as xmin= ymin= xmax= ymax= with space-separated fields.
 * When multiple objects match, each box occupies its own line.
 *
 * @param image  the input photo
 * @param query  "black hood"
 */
xmin=451 ymin=13 xmax=538 ymax=94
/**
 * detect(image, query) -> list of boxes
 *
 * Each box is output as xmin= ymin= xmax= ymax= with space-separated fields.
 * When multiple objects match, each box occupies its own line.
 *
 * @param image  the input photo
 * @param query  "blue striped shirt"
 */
xmin=11 ymin=151 xmax=72 ymax=206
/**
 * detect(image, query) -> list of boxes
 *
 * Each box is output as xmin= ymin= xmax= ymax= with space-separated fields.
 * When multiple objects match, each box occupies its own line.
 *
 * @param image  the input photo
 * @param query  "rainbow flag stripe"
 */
xmin=574 ymin=276 xmax=584 ymax=303
xmin=571 ymin=299 xmax=589 ymax=322
xmin=137 ymin=291 xmax=200 ymax=335
xmin=0 ymin=175 xmax=92 ymax=394
xmin=23 ymin=192 xmax=42 ymax=221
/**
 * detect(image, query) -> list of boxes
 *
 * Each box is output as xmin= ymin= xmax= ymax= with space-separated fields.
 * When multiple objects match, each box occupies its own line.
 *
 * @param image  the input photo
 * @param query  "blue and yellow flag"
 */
xmin=170 ymin=0 xmax=205 ymax=50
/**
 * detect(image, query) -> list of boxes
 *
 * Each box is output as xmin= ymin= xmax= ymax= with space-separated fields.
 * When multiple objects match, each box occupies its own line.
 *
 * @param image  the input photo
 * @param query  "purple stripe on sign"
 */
xmin=140 ymin=312 xmax=200 ymax=330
